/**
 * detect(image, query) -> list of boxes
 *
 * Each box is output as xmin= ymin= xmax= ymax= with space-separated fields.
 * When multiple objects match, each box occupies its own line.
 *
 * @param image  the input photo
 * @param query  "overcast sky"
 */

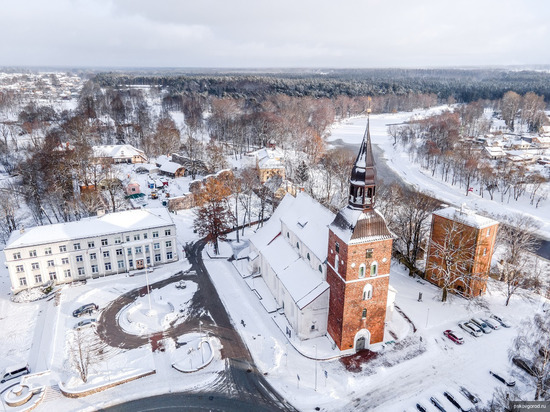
xmin=1 ymin=0 xmax=549 ymax=68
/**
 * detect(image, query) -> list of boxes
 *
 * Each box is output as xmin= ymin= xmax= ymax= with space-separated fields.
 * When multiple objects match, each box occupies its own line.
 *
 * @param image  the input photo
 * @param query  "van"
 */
xmin=470 ymin=317 xmax=492 ymax=334
xmin=1 ymin=363 xmax=30 ymax=383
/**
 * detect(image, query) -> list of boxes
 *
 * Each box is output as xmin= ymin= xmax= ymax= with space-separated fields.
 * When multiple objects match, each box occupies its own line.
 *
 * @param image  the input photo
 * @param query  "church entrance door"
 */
xmin=356 ymin=336 xmax=366 ymax=350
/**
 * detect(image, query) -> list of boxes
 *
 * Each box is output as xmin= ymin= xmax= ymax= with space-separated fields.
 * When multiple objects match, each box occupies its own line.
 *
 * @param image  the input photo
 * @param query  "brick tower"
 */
xmin=326 ymin=113 xmax=393 ymax=352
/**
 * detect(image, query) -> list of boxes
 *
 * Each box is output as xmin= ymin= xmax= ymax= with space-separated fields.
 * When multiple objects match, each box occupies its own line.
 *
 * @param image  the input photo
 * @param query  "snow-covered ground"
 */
xmin=327 ymin=108 xmax=550 ymax=238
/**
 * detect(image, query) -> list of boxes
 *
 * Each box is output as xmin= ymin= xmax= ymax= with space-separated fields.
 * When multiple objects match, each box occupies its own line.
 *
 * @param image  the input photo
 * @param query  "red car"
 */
xmin=443 ymin=329 xmax=464 ymax=345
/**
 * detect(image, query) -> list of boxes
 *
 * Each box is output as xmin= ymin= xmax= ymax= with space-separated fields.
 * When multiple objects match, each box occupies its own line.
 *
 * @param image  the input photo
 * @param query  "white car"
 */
xmin=74 ymin=318 xmax=97 ymax=330
xmin=482 ymin=317 xmax=500 ymax=330
xmin=459 ymin=321 xmax=482 ymax=337
xmin=490 ymin=314 xmax=511 ymax=328
xmin=470 ymin=317 xmax=492 ymax=334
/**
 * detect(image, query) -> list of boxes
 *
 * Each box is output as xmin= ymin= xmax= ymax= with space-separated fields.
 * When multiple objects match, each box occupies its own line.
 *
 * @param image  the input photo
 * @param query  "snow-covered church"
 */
xmin=249 ymin=116 xmax=396 ymax=352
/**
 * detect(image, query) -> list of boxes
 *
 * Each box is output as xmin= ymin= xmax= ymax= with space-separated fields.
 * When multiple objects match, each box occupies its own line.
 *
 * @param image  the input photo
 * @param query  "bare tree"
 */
xmin=426 ymin=219 xmax=479 ymax=302
xmin=496 ymin=214 xmax=541 ymax=306
xmin=501 ymin=91 xmax=521 ymax=131
xmin=511 ymin=312 xmax=550 ymax=400
xmin=69 ymin=328 xmax=104 ymax=384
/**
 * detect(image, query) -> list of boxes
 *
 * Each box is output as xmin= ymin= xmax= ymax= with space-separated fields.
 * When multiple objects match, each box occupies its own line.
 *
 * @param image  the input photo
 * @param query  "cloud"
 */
xmin=0 ymin=0 xmax=549 ymax=67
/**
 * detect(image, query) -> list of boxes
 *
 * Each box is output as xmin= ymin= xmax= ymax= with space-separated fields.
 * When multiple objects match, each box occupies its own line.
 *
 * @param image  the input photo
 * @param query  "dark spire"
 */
xmin=348 ymin=110 xmax=376 ymax=211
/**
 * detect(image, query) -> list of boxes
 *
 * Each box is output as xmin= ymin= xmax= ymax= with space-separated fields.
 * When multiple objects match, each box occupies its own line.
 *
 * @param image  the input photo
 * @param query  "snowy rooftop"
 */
xmin=330 ymin=207 xmax=393 ymax=244
xmin=433 ymin=206 xmax=499 ymax=229
xmin=159 ymin=161 xmax=183 ymax=174
xmin=278 ymin=192 xmax=335 ymax=261
xmin=6 ymin=208 xmax=174 ymax=250
xmin=92 ymin=144 xmax=145 ymax=159
xmin=261 ymin=236 xmax=329 ymax=309
xmin=252 ymin=147 xmax=285 ymax=169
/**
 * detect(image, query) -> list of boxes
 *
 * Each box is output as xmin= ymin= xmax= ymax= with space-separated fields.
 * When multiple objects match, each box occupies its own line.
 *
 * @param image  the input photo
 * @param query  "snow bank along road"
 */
xmin=102 ymin=240 xmax=296 ymax=412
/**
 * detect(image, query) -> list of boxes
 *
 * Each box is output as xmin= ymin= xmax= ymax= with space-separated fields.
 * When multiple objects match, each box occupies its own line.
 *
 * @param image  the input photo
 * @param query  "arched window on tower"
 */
xmin=335 ymin=255 xmax=339 ymax=272
xmin=370 ymin=261 xmax=378 ymax=277
xmin=362 ymin=308 xmax=367 ymax=319
xmin=358 ymin=264 xmax=366 ymax=278
xmin=363 ymin=284 xmax=373 ymax=300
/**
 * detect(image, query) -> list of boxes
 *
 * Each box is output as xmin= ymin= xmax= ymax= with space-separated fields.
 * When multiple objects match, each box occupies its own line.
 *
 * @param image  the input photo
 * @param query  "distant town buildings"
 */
xmin=5 ymin=209 xmax=177 ymax=293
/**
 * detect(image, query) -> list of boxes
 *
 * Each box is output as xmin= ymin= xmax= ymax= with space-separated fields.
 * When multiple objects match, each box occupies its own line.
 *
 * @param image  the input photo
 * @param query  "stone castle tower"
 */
xmin=326 ymin=114 xmax=393 ymax=351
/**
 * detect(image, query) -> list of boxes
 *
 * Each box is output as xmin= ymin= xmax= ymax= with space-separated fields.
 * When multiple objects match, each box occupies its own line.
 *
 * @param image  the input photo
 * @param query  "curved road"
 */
xmin=99 ymin=240 xmax=296 ymax=412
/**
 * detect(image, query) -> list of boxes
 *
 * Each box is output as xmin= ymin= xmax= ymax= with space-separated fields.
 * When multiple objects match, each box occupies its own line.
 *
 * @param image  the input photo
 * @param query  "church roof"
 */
xmin=330 ymin=206 xmax=393 ymax=245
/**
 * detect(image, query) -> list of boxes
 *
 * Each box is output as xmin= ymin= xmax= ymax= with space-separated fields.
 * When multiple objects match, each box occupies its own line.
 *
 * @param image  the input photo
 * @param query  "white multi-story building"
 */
xmin=4 ymin=208 xmax=178 ymax=293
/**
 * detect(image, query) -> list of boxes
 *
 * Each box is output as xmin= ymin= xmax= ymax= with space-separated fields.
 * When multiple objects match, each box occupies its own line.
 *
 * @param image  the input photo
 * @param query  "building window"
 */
xmin=128 ymin=259 xmax=133 ymax=268
xmin=143 ymin=233 xmax=148 ymax=239
xmin=118 ymin=260 xmax=124 ymax=269
xmin=64 ymin=269 xmax=71 ymax=278
xmin=90 ymin=253 xmax=97 ymax=260
xmin=16 ymin=265 xmax=24 ymax=273
xmin=76 ymin=255 xmax=83 ymax=262
xmin=44 ymin=248 xmax=52 ymax=255
xmin=359 ymin=264 xmax=366 ymax=278
xmin=31 ymin=262 xmax=39 ymax=270
xmin=134 ymin=234 xmax=140 ymax=241
xmin=296 ymin=242 xmax=300 ymax=249
xmin=59 ymin=245 xmax=67 ymax=252
xmin=318 ymin=264 xmax=323 ymax=273
xmin=49 ymin=272 xmax=57 ymax=280
xmin=146 ymin=257 xmax=151 ymax=265
xmin=125 ymin=235 xmax=130 ymax=242
xmin=19 ymin=277 xmax=27 ymax=287
xmin=29 ymin=250 xmax=37 ymax=258
xmin=135 ymin=246 xmax=142 ymax=254
xmin=366 ymin=248 xmax=373 ymax=259
xmin=153 ymin=231 xmax=159 ymax=238
xmin=167 ymin=251 xmax=173 ymax=260
xmin=362 ymin=308 xmax=367 ymax=319
xmin=335 ymin=242 xmax=340 ymax=254
xmin=335 ymin=255 xmax=339 ymax=272
xmin=105 ymin=262 xmax=111 ymax=271
xmin=154 ymin=243 xmax=160 ymax=250
xmin=127 ymin=249 xmax=132 ymax=256
xmin=363 ymin=284 xmax=373 ymax=300
xmin=103 ymin=251 xmax=109 ymax=258
xmin=88 ymin=241 xmax=95 ymax=248
xmin=165 ymin=229 xmax=171 ymax=236
xmin=73 ymin=243 xmax=81 ymax=250
xmin=91 ymin=265 xmax=98 ymax=273
xmin=486 ymin=228 xmax=491 ymax=237
xmin=13 ymin=252 xmax=21 ymax=260
xmin=78 ymin=267 xmax=85 ymax=276
xmin=483 ymin=248 xmax=487 ymax=256
xmin=370 ymin=262 xmax=378 ymax=277
xmin=166 ymin=241 xmax=172 ymax=248
xmin=35 ymin=274 xmax=42 ymax=283
xmin=116 ymin=249 xmax=123 ymax=256
xmin=115 ymin=238 xmax=122 ymax=244
xmin=101 ymin=239 xmax=108 ymax=246
xmin=62 ymin=258 xmax=69 ymax=265
xmin=155 ymin=253 xmax=161 ymax=262
xmin=145 ymin=245 xmax=150 ymax=253
xmin=287 ymin=232 xmax=289 ymax=238
xmin=307 ymin=253 xmax=311 ymax=261
xmin=47 ymin=260 xmax=55 ymax=267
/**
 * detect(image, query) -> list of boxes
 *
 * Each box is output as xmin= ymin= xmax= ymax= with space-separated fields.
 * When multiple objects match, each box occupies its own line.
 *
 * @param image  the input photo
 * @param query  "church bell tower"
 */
xmin=326 ymin=109 xmax=394 ymax=351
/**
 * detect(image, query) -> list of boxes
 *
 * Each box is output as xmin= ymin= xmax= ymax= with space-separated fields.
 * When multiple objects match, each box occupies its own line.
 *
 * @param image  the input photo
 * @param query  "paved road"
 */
xmin=99 ymin=240 xmax=296 ymax=412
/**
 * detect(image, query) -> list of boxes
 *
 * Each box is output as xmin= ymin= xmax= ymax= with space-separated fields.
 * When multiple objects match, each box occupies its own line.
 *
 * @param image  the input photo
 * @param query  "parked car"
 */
xmin=72 ymin=303 xmax=99 ymax=317
xmin=430 ymin=396 xmax=447 ymax=412
xmin=470 ymin=318 xmax=492 ymax=334
xmin=490 ymin=370 xmax=516 ymax=387
xmin=459 ymin=386 xmax=480 ymax=404
xmin=512 ymin=357 xmax=539 ymax=377
xmin=482 ymin=317 xmax=500 ymax=330
xmin=74 ymin=318 xmax=97 ymax=330
xmin=444 ymin=389 xmax=472 ymax=412
xmin=0 ymin=363 xmax=30 ymax=384
xmin=416 ymin=403 xmax=427 ymax=412
xmin=459 ymin=322 xmax=482 ymax=337
xmin=490 ymin=314 xmax=511 ymax=328
xmin=443 ymin=330 xmax=464 ymax=345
